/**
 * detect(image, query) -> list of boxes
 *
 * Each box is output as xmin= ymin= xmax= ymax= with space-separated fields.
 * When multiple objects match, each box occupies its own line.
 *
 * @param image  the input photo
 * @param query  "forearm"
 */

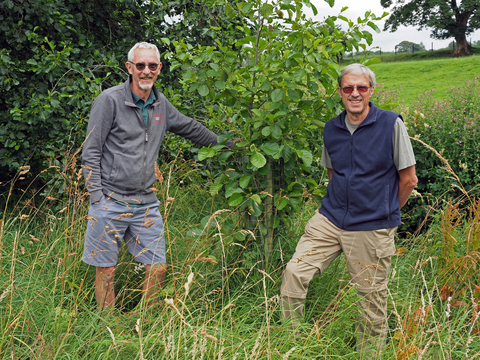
xmin=398 ymin=166 xmax=418 ymax=209
xmin=398 ymin=181 xmax=416 ymax=209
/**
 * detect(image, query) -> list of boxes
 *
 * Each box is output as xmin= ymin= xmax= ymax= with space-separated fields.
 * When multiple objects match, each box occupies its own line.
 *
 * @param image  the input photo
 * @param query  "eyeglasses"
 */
xmin=128 ymin=61 xmax=160 ymax=71
xmin=341 ymin=85 xmax=371 ymax=94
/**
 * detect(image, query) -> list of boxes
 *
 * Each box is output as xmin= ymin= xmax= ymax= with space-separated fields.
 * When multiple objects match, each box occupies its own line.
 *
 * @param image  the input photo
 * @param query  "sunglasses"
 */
xmin=341 ymin=85 xmax=371 ymax=94
xmin=128 ymin=61 xmax=160 ymax=71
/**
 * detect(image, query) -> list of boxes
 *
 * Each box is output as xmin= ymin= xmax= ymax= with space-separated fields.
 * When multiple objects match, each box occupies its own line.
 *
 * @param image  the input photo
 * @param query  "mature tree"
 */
xmin=381 ymin=0 xmax=480 ymax=56
xmin=395 ymin=40 xmax=426 ymax=52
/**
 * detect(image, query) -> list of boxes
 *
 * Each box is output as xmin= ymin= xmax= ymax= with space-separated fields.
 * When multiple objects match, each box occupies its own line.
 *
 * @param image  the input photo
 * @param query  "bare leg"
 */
xmin=142 ymin=263 xmax=167 ymax=307
xmin=95 ymin=266 xmax=117 ymax=310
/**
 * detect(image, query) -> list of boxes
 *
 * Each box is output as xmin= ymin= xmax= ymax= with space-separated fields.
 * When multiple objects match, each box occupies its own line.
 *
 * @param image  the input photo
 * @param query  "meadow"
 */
xmin=1 ymin=56 xmax=480 ymax=359
xmin=370 ymin=54 xmax=480 ymax=104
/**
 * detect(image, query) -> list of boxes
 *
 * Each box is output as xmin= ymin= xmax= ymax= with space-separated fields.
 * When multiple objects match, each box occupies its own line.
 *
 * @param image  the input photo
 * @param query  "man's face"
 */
xmin=337 ymin=73 xmax=374 ymax=120
xmin=126 ymin=48 xmax=162 ymax=94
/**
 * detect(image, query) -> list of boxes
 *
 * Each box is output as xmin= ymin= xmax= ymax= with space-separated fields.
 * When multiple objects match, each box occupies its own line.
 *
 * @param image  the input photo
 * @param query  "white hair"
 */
xmin=338 ymin=63 xmax=376 ymax=87
xmin=127 ymin=42 xmax=160 ymax=62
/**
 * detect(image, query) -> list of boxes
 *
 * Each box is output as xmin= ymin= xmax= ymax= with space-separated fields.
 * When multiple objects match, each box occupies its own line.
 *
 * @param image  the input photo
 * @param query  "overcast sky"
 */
xmin=306 ymin=0 xmax=480 ymax=52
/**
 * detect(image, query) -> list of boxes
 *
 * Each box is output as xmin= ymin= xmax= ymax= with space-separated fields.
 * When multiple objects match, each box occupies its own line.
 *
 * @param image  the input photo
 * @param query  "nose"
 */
xmin=351 ymin=86 xmax=360 ymax=96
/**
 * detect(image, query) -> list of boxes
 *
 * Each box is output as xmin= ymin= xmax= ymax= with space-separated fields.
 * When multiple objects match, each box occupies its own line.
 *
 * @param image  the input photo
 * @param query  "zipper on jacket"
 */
xmin=342 ymin=134 xmax=354 ymax=228
xmin=145 ymin=131 xmax=149 ymax=142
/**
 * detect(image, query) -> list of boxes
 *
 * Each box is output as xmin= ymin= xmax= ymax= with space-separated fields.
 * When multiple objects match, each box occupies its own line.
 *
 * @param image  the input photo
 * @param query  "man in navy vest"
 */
xmin=280 ymin=63 xmax=417 ymax=354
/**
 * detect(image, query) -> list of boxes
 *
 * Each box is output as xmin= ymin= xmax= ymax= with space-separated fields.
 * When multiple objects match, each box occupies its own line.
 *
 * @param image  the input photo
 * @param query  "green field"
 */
xmin=368 ymin=55 xmax=480 ymax=104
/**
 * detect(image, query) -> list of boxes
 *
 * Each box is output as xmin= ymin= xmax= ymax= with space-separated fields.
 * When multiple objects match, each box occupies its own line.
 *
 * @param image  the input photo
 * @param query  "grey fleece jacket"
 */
xmin=82 ymin=76 xmax=221 ymax=204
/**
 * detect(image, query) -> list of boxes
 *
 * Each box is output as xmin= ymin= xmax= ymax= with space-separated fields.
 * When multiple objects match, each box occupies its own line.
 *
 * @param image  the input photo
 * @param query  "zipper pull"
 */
xmin=146 ymin=131 xmax=149 ymax=142
xmin=350 ymin=137 xmax=353 ymax=151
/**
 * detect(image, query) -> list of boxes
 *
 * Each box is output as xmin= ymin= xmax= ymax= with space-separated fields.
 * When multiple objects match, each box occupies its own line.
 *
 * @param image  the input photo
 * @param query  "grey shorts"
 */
xmin=82 ymin=195 xmax=166 ymax=267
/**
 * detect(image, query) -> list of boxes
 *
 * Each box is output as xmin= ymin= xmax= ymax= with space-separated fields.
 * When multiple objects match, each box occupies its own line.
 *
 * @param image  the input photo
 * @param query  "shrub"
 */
xmin=397 ymin=77 xmax=480 ymax=233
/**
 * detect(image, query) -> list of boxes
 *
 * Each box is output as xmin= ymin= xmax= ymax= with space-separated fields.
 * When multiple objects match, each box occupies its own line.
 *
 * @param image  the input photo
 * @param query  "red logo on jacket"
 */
xmin=152 ymin=113 xmax=164 ymax=124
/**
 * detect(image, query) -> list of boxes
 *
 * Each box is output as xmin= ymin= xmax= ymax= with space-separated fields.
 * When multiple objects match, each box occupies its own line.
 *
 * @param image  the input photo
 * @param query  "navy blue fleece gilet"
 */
xmin=319 ymin=102 xmax=402 ymax=231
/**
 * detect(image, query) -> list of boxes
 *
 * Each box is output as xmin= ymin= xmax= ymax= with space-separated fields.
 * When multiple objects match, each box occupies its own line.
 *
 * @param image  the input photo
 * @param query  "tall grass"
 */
xmin=1 ymin=160 xmax=480 ymax=359
xmin=2 ymin=150 xmax=480 ymax=357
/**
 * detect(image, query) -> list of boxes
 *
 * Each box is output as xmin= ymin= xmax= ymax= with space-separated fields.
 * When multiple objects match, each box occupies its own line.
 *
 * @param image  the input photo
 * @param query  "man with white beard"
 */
xmin=81 ymin=42 xmax=228 ymax=310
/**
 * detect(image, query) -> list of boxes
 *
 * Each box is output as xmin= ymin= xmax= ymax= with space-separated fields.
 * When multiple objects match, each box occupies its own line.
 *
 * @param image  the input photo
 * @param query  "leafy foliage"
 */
xmin=0 ymin=0 xmax=148 ymax=182
xmin=0 ymin=0 xmax=246 ymax=188
xmin=395 ymin=77 xmax=480 ymax=233
xmin=170 ymin=0 xmax=385 ymax=260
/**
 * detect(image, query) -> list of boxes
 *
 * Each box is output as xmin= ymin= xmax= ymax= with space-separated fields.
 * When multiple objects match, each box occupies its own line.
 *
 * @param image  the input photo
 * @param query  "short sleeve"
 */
xmin=393 ymin=117 xmax=416 ymax=171
xmin=320 ymin=144 xmax=332 ymax=168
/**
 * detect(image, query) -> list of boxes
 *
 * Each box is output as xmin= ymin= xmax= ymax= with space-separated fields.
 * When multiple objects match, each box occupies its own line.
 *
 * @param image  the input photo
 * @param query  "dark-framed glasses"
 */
xmin=341 ymin=85 xmax=370 ymax=94
xmin=128 ymin=61 xmax=160 ymax=71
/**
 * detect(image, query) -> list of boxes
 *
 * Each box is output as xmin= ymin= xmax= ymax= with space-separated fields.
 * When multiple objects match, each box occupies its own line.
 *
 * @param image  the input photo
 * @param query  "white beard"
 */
xmin=139 ymin=81 xmax=153 ymax=91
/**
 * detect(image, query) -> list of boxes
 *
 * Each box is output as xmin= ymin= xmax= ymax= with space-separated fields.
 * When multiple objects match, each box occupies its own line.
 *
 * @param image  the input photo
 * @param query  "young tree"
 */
xmin=170 ymin=0 xmax=385 ymax=264
xmin=381 ymin=0 xmax=480 ymax=56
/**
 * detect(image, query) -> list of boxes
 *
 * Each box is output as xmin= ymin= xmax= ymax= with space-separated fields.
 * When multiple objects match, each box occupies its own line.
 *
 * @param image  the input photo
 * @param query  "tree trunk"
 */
xmin=453 ymin=34 xmax=471 ymax=57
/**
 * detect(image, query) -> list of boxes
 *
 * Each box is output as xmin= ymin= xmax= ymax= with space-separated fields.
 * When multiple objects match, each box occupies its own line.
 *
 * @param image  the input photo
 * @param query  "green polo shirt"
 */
xmin=131 ymin=90 xmax=156 ymax=128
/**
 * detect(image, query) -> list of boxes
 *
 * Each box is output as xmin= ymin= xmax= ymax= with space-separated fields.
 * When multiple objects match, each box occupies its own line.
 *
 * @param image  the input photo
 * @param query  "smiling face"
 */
xmin=338 ymin=73 xmax=374 ymax=123
xmin=126 ymin=48 xmax=162 ymax=98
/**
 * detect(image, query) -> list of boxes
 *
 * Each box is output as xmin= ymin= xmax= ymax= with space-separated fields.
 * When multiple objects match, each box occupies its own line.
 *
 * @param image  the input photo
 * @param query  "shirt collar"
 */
xmin=131 ymin=90 xmax=156 ymax=106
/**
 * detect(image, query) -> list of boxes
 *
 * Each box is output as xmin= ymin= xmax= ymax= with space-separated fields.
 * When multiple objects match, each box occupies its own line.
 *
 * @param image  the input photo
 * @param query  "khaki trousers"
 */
xmin=281 ymin=211 xmax=396 ymax=354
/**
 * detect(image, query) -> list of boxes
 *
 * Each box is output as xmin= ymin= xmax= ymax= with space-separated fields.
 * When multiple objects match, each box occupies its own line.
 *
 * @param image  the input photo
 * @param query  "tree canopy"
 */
xmin=381 ymin=0 xmax=480 ymax=56
xmin=395 ymin=40 xmax=426 ymax=53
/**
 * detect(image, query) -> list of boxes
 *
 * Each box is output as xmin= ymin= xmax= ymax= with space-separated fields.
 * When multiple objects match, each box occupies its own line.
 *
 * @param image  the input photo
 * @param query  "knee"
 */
xmin=145 ymin=264 xmax=167 ymax=276
xmin=96 ymin=266 xmax=116 ymax=286
xmin=281 ymin=262 xmax=311 ymax=298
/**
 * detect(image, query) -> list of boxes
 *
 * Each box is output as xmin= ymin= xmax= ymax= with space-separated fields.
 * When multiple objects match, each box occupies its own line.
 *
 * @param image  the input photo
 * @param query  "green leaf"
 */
xmin=214 ymin=80 xmax=226 ymax=90
xmin=276 ymin=197 xmax=288 ymax=210
xmin=260 ymin=141 xmax=280 ymax=155
xmin=225 ymin=181 xmax=242 ymax=198
xmin=367 ymin=21 xmax=381 ymax=34
xmin=251 ymin=109 xmax=262 ymax=118
xmin=161 ymin=37 xmax=171 ymax=46
xmin=271 ymin=89 xmax=283 ymax=102
xmin=259 ymin=3 xmax=274 ymax=17
xmin=261 ymin=80 xmax=271 ymax=91
xmin=170 ymin=60 xmax=182 ymax=71
xmin=271 ymin=125 xmax=282 ymax=139
xmin=198 ymin=147 xmax=215 ymax=160
xmin=198 ymin=85 xmax=210 ymax=96
xmin=228 ymin=193 xmax=244 ymax=207
xmin=261 ymin=126 xmax=271 ymax=137
xmin=210 ymin=183 xmax=223 ymax=196
xmin=287 ymin=88 xmax=300 ymax=101
xmin=218 ymin=151 xmax=233 ymax=162
xmin=301 ymin=150 xmax=313 ymax=167
xmin=250 ymin=194 xmax=262 ymax=205
xmin=363 ymin=57 xmax=382 ymax=67
xmin=239 ymin=174 xmax=252 ymax=188
xmin=312 ymin=120 xmax=325 ymax=129
xmin=250 ymin=152 xmax=267 ymax=168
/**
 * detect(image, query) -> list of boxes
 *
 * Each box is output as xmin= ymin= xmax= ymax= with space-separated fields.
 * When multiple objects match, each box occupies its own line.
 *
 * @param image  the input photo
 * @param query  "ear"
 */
xmin=126 ymin=61 xmax=134 ymax=75
xmin=158 ymin=62 xmax=163 ymax=72
xmin=337 ymin=86 xmax=342 ymax=97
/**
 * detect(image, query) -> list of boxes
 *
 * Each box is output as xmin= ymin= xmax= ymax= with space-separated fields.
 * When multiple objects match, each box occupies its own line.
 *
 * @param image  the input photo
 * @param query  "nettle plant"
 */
xmin=167 ymin=0 xmax=384 ymax=258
